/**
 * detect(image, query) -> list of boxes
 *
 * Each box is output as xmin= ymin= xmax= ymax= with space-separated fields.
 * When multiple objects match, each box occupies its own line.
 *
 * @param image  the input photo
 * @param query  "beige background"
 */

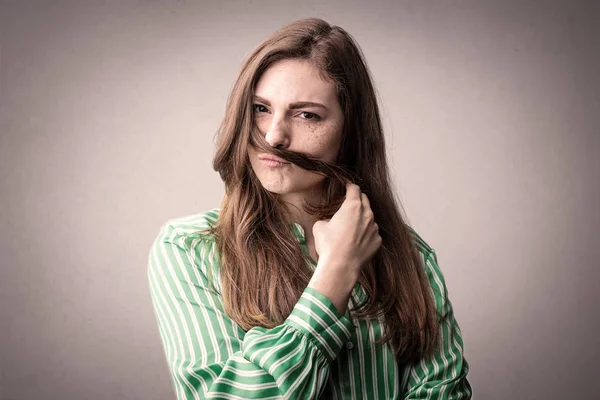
xmin=1 ymin=1 xmax=599 ymax=399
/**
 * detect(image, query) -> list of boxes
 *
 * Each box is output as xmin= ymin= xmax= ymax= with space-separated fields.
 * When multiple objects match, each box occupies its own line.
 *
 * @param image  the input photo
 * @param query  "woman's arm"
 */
xmin=401 ymin=249 xmax=473 ymax=399
xmin=147 ymin=222 xmax=353 ymax=400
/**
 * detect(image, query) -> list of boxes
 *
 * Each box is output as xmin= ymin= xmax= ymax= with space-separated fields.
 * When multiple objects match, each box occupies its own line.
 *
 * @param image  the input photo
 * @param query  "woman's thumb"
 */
xmin=313 ymin=218 xmax=331 ymax=231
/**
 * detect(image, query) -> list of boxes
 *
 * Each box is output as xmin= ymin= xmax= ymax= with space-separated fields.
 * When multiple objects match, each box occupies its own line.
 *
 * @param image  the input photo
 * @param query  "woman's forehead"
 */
xmin=254 ymin=59 xmax=337 ymax=105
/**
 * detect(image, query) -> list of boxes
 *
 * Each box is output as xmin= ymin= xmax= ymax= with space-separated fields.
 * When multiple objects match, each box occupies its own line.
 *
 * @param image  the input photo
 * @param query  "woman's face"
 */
xmin=248 ymin=58 xmax=344 ymax=201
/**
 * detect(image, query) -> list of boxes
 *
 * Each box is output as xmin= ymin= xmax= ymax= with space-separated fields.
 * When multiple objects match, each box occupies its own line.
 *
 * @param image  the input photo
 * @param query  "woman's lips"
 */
xmin=258 ymin=153 xmax=290 ymax=166
xmin=261 ymin=158 xmax=289 ymax=167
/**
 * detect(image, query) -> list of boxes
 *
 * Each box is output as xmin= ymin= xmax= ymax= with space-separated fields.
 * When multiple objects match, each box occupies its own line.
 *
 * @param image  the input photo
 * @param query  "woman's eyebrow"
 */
xmin=253 ymin=95 xmax=329 ymax=111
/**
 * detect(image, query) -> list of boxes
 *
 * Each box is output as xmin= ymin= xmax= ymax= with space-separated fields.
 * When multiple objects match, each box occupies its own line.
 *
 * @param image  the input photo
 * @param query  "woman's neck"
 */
xmin=278 ymin=190 xmax=323 ymax=246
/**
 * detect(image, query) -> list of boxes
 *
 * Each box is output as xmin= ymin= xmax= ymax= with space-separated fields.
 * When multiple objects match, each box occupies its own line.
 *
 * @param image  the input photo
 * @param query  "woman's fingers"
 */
xmin=346 ymin=182 xmax=361 ymax=200
xmin=361 ymin=192 xmax=370 ymax=209
xmin=361 ymin=192 xmax=376 ymax=227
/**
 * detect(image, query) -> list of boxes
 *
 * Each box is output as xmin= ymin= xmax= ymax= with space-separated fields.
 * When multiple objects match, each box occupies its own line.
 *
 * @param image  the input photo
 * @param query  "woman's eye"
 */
xmin=299 ymin=111 xmax=321 ymax=121
xmin=253 ymin=104 xmax=268 ymax=113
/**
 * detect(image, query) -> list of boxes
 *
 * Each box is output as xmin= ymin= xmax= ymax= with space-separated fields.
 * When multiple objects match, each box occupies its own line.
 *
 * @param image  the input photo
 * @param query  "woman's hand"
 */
xmin=308 ymin=182 xmax=382 ymax=314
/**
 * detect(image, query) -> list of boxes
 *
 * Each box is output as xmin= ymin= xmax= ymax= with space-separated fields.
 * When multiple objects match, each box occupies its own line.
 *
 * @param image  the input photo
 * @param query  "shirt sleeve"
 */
xmin=147 ymin=222 xmax=353 ymax=400
xmin=401 ymin=249 xmax=473 ymax=399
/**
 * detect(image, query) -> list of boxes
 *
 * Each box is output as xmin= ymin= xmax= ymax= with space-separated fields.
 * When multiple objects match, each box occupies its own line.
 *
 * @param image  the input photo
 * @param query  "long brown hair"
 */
xmin=210 ymin=18 xmax=439 ymax=363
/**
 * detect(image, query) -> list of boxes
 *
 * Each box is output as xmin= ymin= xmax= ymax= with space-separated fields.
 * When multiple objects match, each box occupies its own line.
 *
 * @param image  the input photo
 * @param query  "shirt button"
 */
xmin=346 ymin=341 xmax=354 ymax=350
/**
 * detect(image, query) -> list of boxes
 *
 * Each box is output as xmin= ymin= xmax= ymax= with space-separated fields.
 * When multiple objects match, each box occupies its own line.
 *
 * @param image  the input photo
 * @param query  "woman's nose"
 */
xmin=264 ymin=115 xmax=290 ymax=149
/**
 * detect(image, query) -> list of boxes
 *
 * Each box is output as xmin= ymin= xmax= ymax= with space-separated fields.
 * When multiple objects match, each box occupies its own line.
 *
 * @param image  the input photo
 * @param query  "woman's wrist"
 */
xmin=307 ymin=258 xmax=359 ymax=315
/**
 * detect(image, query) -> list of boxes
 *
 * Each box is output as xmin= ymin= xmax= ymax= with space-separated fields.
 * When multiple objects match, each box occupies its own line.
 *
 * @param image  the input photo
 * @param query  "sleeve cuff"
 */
xmin=284 ymin=287 xmax=353 ymax=362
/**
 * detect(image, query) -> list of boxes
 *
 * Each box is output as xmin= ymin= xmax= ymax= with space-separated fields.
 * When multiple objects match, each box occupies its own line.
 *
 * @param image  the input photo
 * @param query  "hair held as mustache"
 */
xmin=248 ymin=128 xmax=365 ymax=219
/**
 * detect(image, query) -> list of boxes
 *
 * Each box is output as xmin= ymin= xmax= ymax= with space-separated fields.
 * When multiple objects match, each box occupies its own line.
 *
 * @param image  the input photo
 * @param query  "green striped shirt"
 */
xmin=148 ymin=208 xmax=472 ymax=399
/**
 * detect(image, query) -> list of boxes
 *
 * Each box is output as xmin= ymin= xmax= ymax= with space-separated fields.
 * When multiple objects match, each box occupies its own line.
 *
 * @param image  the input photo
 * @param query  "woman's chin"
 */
xmin=260 ymin=184 xmax=288 ymax=195
xmin=256 ymin=176 xmax=325 ymax=198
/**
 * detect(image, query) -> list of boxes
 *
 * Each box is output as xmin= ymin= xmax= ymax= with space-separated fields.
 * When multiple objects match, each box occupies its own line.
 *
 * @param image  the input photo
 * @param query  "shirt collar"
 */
xmin=290 ymin=222 xmax=306 ymax=244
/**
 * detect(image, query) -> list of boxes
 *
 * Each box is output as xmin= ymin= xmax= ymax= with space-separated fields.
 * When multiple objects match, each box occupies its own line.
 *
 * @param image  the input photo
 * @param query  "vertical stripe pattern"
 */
xmin=147 ymin=208 xmax=472 ymax=399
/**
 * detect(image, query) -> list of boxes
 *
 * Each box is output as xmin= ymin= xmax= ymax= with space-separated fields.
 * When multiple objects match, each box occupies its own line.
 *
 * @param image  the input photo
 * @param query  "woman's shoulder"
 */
xmin=154 ymin=207 xmax=222 ymax=246
xmin=404 ymin=224 xmax=448 ymax=288
xmin=149 ymin=208 xmax=223 ymax=287
xmin=405 ymin=224 xmax=435 ymax=259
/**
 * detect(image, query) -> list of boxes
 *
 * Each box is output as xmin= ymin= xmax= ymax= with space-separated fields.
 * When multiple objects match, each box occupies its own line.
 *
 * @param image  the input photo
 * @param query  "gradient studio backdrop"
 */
xmin=1 ymin=1 xmax=599 ymax=399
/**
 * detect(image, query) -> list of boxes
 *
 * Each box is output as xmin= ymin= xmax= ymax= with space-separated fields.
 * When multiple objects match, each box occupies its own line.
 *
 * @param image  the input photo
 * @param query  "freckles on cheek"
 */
xmin=306 ymin=122 xmax=341 ymax=157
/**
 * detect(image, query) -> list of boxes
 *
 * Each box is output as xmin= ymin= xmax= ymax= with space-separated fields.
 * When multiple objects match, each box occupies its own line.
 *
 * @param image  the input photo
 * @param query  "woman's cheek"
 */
xmin=307 ymin=122 xmax=342 ymax=160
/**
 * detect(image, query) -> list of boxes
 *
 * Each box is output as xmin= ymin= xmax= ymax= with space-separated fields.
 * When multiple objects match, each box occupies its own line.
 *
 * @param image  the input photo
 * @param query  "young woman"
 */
xmin=148 ymin=18 xmax=472 ymax=399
